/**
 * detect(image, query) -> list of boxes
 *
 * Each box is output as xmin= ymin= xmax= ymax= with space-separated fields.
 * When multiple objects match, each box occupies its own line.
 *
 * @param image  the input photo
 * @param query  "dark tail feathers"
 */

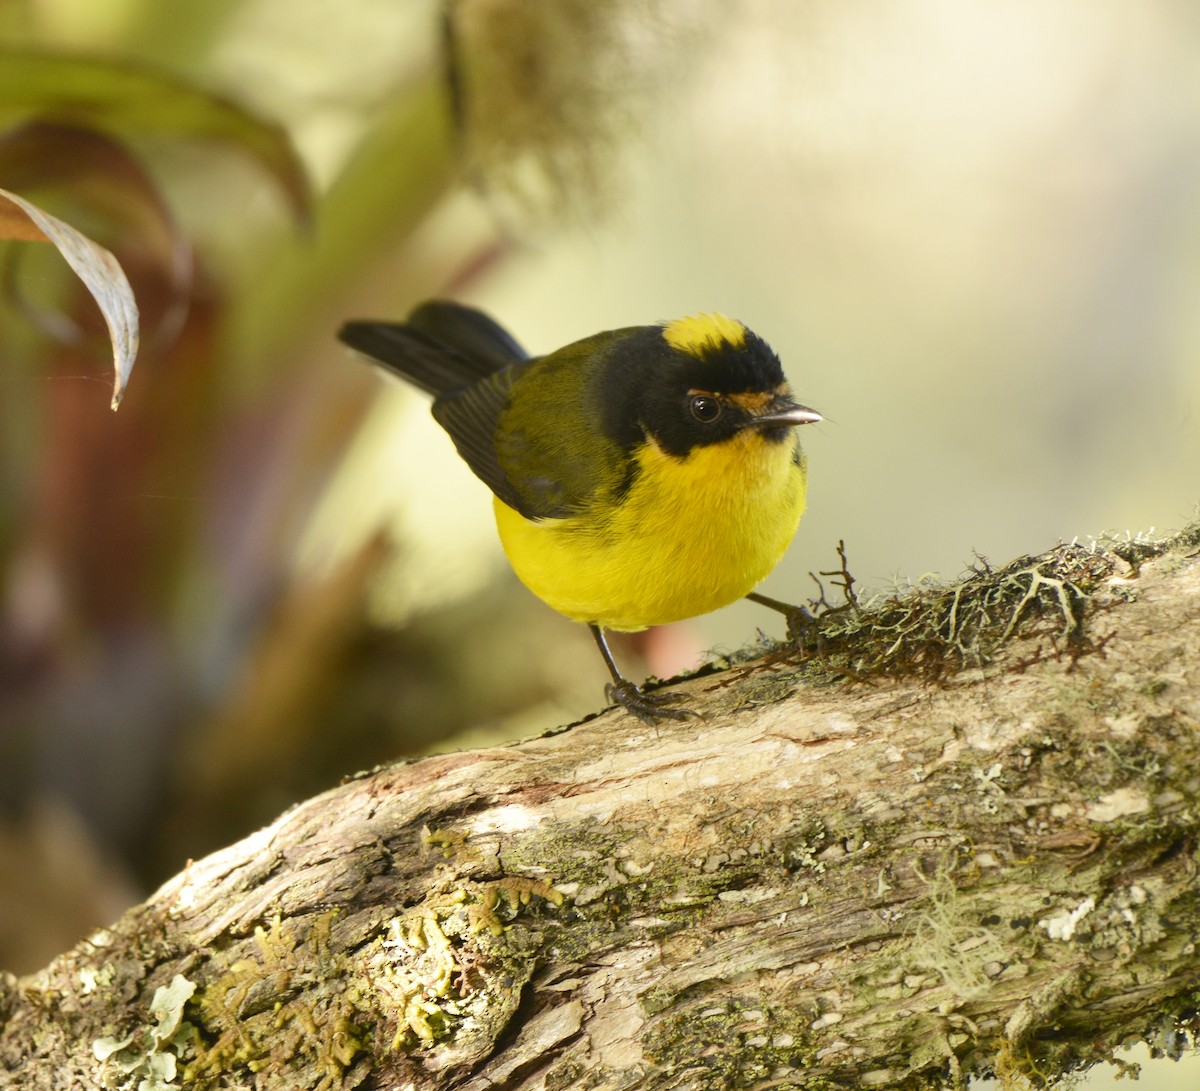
xmin=339 ymin=301 xmax=528 ymax=398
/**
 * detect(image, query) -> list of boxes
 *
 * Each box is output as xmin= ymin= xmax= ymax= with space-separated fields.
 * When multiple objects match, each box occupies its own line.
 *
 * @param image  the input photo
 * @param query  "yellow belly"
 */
xmin=494 ymin=431 xmax=807 ymax=631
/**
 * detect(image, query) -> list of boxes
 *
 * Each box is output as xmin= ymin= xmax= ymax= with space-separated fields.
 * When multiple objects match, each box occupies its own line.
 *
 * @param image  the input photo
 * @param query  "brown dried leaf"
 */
xmin=0 ymin=187 xmax=138 ymax=409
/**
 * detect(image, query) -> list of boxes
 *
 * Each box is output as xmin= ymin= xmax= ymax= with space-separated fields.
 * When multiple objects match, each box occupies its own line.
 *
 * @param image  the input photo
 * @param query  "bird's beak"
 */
xmin=750 ymin=396 xmax=822 ymax=429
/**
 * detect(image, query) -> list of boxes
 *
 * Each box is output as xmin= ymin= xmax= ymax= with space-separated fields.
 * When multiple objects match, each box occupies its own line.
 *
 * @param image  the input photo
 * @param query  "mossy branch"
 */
xmin=2 ymin=526 xmax=1199 ymax=1090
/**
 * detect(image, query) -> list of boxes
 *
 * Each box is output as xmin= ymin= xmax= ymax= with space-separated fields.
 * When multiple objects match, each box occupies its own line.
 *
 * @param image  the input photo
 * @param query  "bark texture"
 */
xmin=2 ymin=532 xmax=1199 ymax=1090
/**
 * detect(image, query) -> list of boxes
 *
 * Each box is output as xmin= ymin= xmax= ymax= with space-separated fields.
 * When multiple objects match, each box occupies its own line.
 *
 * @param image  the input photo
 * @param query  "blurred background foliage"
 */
xmin=0 ymin=6 xmax=1198 ymax=1083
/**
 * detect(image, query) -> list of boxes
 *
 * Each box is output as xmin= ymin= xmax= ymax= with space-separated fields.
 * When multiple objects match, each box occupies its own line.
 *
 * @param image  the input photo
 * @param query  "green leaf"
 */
xmin=0 ymin=50 xmax=309 ymax=220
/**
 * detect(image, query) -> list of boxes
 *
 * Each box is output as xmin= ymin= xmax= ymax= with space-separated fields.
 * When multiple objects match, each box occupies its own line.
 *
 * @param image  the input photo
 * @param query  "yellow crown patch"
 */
xmin=662 ymin=312 xmax=746 ymax=356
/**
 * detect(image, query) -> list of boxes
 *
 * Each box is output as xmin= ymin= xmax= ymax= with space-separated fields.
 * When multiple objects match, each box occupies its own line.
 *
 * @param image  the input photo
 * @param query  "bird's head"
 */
xmin=599 ymin=313 xmax=821 ymax=459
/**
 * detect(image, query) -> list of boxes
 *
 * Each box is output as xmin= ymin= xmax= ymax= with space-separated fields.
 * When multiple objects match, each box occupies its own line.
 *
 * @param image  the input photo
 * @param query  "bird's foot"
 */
xmin=605 ymin=680 xmax=699 ymax=724
xmin=746 ymin=591 xmax=820 ymax=646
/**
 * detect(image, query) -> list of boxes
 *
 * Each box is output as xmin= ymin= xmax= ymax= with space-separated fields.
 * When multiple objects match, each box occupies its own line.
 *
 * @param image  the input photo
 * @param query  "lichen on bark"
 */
xmin=2 ymin=527 xmax=1199 ymax=1089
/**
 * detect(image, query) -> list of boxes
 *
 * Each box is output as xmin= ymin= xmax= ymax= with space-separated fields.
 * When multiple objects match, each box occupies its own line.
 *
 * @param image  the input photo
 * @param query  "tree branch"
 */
xmin=3 ymin=529 xmax=1199 ymax=1090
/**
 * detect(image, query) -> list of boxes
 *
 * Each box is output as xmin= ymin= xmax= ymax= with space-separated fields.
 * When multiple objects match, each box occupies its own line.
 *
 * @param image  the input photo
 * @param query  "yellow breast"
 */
xmin=494 ymin=430 xmax=807 ymax=631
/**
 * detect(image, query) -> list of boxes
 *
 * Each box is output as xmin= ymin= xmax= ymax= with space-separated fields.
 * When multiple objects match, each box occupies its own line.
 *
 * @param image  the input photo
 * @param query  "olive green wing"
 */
xmin=431 ymin=363 xmax=530 ymax=515
xmin=433 ymin=333 xmax=634 ymax=521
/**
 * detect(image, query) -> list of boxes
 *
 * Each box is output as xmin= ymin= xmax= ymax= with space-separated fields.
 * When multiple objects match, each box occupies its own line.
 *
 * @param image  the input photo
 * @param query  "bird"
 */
xmin=339 ymin=300 xmax=821 ymax=722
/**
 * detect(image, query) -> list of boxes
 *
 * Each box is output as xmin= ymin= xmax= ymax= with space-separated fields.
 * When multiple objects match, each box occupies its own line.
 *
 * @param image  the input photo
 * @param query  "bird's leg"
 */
xmin=589 ymin=624 xmax=698 ymax=723
xmin=746 ymin=591 xmax=819 ymax=645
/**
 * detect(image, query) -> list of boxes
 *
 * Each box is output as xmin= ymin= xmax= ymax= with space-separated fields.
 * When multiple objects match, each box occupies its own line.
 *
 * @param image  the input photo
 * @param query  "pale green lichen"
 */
xmin=79 ymin=963 xmax=116 ymax=996
xmin=92 ymin=974 xmax=197 ymax=1090
xmin=371 ymin=910 xmax=466 ymax=1048
xmin=368 ymin=874 xmax=564 ymax=1051
xmin=908 ymin=861 xmax=1010 ymax=1001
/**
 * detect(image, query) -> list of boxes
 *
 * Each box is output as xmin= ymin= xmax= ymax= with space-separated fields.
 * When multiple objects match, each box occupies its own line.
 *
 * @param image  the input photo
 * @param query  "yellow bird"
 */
xmin=340 ymin=301 xmax=821 ymax=721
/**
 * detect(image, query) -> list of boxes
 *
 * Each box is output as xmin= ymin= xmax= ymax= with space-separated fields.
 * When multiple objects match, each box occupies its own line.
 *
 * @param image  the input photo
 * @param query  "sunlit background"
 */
xmin=0 ymin=1 xmax=1197 ymax=1083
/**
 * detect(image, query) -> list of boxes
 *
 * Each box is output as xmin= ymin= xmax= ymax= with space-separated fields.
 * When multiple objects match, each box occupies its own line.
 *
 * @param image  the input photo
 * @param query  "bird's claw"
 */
xmin=605 ymin=680 xmax=700 ymax=724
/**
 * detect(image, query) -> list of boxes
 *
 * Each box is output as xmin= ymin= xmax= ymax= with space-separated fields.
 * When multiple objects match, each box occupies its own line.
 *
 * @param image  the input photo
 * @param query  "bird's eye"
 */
xmin=689 ymin=394 xmax=722 ymax=423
